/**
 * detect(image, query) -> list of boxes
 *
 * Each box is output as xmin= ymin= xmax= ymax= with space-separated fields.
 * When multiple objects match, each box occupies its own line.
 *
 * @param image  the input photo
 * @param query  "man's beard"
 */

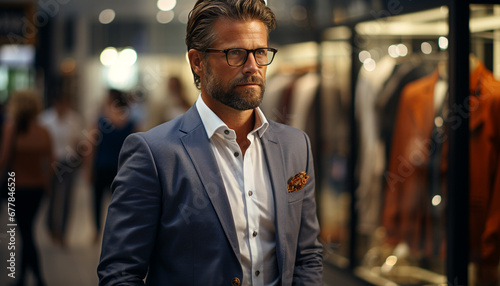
xmin=203 ymin=62 xmax=265 ymax=111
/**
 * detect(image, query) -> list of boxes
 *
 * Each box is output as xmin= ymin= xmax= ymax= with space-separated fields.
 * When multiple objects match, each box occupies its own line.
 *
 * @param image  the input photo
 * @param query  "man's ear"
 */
xmin=188 ymin=49 xmax=203 ymax=77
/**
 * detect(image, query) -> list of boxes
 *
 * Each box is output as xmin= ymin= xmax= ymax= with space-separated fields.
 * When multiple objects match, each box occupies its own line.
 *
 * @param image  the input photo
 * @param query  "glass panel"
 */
xmin=319 ymin=26 xmax=352 ymax=267
xmin=262 ymin=37 xmax=353 ymax=267
xmin=469 ymin=4 xmax=500 ymax=286
xmin=352 ymin=7 xmax=449 ymax=285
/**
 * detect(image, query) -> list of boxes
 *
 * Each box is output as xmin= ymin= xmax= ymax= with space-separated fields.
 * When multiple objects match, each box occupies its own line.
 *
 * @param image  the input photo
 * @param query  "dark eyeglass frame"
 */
xmin=204 ymin=47 xmax=278 ymax=67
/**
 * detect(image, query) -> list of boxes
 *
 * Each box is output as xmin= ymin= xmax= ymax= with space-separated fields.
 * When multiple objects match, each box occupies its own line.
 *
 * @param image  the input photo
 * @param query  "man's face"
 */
xmin=201 ymin=18 xmax=269 ymax=111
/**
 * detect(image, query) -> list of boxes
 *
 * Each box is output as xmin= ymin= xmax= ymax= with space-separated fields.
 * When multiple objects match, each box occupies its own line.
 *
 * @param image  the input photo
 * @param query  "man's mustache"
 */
xmin=233 ymin=76 xmax=265 ymax=86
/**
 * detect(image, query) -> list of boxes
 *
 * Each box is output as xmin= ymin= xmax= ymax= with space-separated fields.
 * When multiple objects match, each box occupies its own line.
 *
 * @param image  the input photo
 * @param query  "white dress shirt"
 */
xmin=196 ymin=95 xmax=279 ymax=286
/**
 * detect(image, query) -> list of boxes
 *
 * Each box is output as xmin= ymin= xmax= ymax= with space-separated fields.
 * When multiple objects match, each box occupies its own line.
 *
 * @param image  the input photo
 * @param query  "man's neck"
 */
xmin=230 ymin=110 xmax=254 ymax=157
xmin=201 ymin=93 xmax=256 ymax=155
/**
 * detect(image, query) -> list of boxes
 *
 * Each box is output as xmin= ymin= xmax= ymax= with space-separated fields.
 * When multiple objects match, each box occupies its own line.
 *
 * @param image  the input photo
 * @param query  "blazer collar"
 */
xmin=194 ymin=95 xmax=270 ymax=139
xmin=260 ymin=123 xmax=287 ymax=276
xmin=179 ymin=105 xmax=241 ymax=260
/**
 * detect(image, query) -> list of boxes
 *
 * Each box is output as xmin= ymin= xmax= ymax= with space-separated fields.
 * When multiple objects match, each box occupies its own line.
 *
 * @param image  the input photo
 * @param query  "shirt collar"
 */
xmin=195 ymin=94 xmax=269 ymax=139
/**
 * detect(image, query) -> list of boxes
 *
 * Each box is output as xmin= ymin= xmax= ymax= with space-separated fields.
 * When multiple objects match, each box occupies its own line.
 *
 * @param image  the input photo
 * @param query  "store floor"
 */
xmin=0 ymin=174 xmax=102 ymax=286
xmin=0 ymin=173 xmax=358 ymax=286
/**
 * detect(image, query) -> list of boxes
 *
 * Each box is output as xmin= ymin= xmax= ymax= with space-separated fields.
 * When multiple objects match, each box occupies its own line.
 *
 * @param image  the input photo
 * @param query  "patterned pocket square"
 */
xmin=288 ymin=172 xmax=309 ymax=193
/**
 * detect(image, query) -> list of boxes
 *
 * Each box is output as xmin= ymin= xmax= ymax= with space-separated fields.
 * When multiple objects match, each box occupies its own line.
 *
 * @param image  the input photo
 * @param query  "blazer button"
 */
xmin=231 ymin=277 xmax=241 ymax=286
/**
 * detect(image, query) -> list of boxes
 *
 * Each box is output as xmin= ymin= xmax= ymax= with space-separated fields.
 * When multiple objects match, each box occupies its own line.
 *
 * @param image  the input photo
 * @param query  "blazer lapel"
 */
xmin=179 ymin=107 xmax=241 ymax=260
xmin=260 ymin=125 xmax=287 ymax=277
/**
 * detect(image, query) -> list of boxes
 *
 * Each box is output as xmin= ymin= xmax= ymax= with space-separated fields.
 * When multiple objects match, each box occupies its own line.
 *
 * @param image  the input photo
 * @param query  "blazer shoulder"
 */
xmin=267 ymin=119 xmax=311 ymax=143
xmin=141 ymin=107 xmax=202 ymax=142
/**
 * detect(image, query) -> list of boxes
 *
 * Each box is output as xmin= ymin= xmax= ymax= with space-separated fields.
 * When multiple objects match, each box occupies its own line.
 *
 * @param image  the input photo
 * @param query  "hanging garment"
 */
xmin=355 ymin=56 xmax=397 ymax=235
xmin=382 ymin=68 xmax=446 ymax=257
xmin=468 ymin=60 xmax=500 ymax=284
xmin=382 ymin=61 xmax=500 ymax=280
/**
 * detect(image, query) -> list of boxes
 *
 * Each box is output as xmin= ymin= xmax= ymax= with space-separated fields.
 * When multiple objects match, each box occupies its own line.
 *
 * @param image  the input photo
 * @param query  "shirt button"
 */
xmin=255 ymin=271 xmax=260 ymax=277
xmin=234 ymin=152 xmax=240 ymax=157
xmin=252 ymin=231 xmax=258 ymax=237
xmin=224 ymin=130 xmax=230 ymax=135
xmin=248 ymin=191 xmax=253 ymax=196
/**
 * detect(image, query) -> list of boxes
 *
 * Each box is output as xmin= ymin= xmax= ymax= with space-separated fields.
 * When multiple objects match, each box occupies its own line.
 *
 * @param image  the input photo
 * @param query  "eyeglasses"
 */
xmin=204 ymin=47 xmax=278 ymax=67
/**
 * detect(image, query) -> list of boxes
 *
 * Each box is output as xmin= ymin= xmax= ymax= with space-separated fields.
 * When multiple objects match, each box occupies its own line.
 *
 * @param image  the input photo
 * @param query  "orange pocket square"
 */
xmin=288 ymin=172 xmax=309 ymax=193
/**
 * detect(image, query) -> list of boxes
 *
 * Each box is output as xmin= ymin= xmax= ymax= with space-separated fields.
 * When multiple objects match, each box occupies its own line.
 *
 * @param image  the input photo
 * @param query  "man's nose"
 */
xmin=242 ymin=52 xmax=260 ymax=74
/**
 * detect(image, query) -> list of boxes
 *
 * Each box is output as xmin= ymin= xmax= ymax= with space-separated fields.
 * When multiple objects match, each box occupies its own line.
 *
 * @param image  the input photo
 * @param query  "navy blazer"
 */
xmin=98 ymin=105 xmax=323 ymax=285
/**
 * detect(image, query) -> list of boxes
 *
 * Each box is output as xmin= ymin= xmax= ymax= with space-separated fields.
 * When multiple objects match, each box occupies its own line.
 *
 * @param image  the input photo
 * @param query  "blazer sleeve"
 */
xmin=292 ymin=133 xmax=323 ymax=285
xmin=98 ymin=133 xmax=161 ymax=286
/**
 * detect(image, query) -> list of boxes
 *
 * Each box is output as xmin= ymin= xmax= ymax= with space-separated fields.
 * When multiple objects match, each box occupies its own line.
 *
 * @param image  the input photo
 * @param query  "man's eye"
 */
xmin=228 ymin=49 xmax=244 ymax=56
xmin=255 ymin=49 xmax=266 ymax=56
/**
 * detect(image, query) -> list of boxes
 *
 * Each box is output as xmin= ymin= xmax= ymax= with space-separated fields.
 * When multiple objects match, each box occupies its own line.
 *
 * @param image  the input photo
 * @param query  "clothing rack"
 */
xmin=317 ymin=2 xmax=499 ymax=285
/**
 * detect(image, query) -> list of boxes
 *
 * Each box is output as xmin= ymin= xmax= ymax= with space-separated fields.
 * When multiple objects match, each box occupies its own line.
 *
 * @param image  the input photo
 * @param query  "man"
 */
xmin=97 ymin=0 xmax=323 ymax=285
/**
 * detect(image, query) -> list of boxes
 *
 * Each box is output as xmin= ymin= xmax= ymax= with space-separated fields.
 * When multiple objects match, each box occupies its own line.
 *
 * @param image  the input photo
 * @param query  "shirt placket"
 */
xmin=223 ymin=130 xmax=254 ymax=285
xmin=243 ymin=134 xmax=264 ymax=285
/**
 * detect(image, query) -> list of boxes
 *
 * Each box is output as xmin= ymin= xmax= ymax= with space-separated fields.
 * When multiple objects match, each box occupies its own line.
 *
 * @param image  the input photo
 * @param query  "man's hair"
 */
xmin=185 ymin=0 xmax=277 ymax=89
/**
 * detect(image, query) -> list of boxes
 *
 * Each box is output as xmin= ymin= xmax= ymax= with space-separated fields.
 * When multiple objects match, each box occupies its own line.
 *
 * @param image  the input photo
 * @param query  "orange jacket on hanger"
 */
xmin=382 ymin=68 xmax=444 ymax=258
xmin=382 ymin=61 xmax=500 ymax=280
xmin=469 ymin=61 xmax=500 ymax=283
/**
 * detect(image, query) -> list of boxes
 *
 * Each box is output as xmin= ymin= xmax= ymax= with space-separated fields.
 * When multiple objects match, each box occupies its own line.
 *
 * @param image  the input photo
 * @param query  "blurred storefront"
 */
xmin=1 ymin=0 xmax=499 ymax=285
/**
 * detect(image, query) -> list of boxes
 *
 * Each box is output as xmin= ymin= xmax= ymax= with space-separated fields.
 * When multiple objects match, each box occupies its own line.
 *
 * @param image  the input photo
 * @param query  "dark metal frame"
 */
xmin=446 ymin=1 xmax=470 ymax=285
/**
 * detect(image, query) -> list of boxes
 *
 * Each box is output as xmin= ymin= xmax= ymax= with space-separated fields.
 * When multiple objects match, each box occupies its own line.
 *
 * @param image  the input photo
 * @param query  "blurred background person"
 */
xmin=0 ymin=102 xmax=8 ymax=209
xmin=0 ymin=89 xmax=53 ymax=286
xmin=84 ymin=89 xmax=137 ymax=243
xmin=163 ymin=76 xmax=191 ymax=122
xmin=145 ymin=76 xmax=192 ymax=130
xmin=39 ymin=92 xmax=83 ymax=247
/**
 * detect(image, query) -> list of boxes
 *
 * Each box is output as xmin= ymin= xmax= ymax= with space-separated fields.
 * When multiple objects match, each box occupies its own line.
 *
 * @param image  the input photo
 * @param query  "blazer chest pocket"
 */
xmin=288 ymin=189 xmax=305 ymax=204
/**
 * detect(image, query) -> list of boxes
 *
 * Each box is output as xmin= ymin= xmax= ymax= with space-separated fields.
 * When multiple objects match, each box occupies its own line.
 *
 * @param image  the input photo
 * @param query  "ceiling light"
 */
xmin=157 ymin=11 xmax=175 ymax=24
xmin=99 ymin=9 xmax=116 ymax=24
xmin=157 ymin=0 xmax=177 ymax=11
xmin=421 ymin=42 xmax=433 ymax=55
xmin=100 ymin=47 xmax=118 ymax=66
xmin=119 ymin=48 xmax=138 ymax=67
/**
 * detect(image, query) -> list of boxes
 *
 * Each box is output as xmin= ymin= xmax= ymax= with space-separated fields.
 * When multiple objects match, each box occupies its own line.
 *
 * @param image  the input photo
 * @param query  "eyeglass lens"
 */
xmin=227 ymin=49 xmax=275 ymax=66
